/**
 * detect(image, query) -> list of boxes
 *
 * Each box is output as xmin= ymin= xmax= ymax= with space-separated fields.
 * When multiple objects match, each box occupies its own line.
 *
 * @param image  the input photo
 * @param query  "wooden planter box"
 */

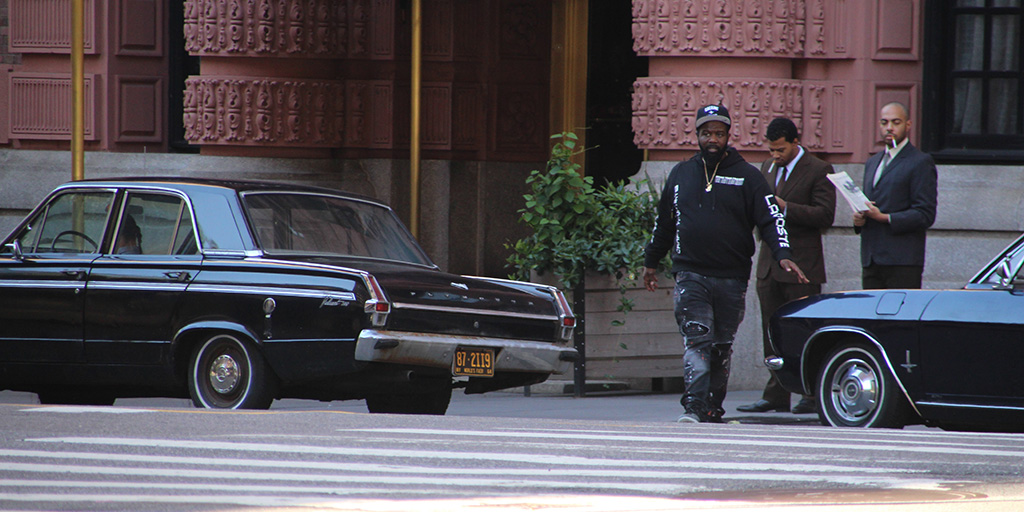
xmin=533 ymin=271 xmax=683 ymax=380
xmin=575 ymin=273 xmax=684 ymax=380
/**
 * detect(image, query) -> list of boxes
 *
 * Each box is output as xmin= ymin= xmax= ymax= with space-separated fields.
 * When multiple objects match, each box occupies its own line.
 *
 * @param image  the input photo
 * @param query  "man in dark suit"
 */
xmin=738 ymin=118 xmax=835 ymax=415
xmin=854 ymin=102 xmax=937 ymax=289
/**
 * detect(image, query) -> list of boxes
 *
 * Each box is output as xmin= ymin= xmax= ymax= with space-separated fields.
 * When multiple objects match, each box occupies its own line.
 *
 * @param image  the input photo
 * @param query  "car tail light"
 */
xmin=552 ymin=289 xmax=576 ymax=341
xmin=361 ymin=274 xmax=390 ymax=327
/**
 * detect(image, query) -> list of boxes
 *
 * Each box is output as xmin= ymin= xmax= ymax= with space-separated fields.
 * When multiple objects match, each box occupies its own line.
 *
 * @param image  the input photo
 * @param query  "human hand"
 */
xmin=780 ymin=259 xmax=809 ymax=284
xmin=775 ymin=197 xmax=787 ymax=210
xmin=853 ymin=210 xmax=866 ymax=227
xmin=643 ymin=267 xmax=659 ymax=292
xmin=862 ymin=201 xmax=889 ymax=223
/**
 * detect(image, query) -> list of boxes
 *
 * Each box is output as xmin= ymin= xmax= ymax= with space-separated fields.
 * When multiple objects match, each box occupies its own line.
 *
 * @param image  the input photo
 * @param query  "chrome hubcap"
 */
xmin=829 ymin=358 xmax=878 ymax=423
xmin=209 ymin=354 xmax=240 ymax=394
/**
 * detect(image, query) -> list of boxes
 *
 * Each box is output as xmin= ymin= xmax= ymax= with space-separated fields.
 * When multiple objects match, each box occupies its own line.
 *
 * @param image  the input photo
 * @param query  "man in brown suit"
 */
xmin=737 ymin=117 xmax=836 ymax=415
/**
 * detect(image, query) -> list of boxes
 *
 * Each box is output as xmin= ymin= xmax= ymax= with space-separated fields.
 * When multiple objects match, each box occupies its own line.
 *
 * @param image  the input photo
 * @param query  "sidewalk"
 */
xmin=444 ymin=383 xmax=822 ymax=425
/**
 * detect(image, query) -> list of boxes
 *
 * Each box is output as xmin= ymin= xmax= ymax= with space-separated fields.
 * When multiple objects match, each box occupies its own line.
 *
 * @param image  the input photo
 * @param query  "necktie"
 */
xmin=873 ymin=152 xmax=891 ymax=187
xmin=775 ymin=166 xmax=788 ymax=192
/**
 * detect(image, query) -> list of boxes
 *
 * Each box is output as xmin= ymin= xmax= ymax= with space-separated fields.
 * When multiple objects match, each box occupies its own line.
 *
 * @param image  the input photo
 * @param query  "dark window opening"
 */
xmin=584 ymin=0 xmax=648 ymax=187
xmin=923 ymin=0 xmax=1023 ymax=162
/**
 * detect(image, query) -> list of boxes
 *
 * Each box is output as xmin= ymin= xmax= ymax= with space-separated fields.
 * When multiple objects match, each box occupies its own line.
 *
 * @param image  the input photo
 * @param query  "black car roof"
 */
xmin=66 ymin=177 xmax=385 ymax=206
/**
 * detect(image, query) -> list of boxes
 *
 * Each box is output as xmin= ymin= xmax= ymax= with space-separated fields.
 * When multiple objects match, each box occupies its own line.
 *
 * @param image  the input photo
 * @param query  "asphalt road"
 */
xmin=2 ymin=387 xmax=1024 ymax=511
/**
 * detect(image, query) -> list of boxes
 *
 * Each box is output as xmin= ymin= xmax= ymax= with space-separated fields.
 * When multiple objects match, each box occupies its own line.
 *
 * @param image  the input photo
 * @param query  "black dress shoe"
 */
xmin=791 ymin=397 xmax=817 ymax=414
xmin=736 ymin=399 xmax=789 ymax=413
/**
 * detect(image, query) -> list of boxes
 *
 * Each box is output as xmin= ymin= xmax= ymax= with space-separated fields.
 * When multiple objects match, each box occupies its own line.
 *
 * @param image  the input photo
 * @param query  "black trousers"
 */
xmin=862 ymin=264 xmax=923 ymax=290
xmin=756 ymin=277 xmax=821 ymax=405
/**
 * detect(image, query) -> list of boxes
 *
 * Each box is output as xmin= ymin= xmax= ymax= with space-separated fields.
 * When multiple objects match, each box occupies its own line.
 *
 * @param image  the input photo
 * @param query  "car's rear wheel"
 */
xmin=817 ymin=343 xmax=909 ymax=428
xmin=365 ymin=386 xmax=452 ymax=415
xmin=188 ymin=333 xmax=275 ymax=409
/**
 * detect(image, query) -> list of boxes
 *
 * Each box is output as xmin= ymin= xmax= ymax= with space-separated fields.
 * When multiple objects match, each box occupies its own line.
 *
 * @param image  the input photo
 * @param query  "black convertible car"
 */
xmin=768 ymin=233 xmax=1024 ymax=431
xmin=0 ymin=178 xmax=577 ymax=414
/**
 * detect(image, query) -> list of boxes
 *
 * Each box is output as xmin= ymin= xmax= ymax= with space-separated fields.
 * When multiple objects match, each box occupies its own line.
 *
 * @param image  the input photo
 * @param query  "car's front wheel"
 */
xmin=817 ymin=343 xmax=909 ymax=428
xmin=188 ymin=334 xmax=276 ymax=409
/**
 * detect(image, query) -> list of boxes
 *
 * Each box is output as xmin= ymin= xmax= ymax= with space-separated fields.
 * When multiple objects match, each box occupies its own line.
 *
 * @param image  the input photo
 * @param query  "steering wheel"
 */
xmin=51 ymin=230 xmax=98 ymax=252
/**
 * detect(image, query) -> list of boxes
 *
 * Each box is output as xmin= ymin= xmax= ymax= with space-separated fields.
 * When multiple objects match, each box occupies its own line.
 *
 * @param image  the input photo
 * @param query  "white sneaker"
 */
xmin=675 ymin=412 xmax=701 ymax=423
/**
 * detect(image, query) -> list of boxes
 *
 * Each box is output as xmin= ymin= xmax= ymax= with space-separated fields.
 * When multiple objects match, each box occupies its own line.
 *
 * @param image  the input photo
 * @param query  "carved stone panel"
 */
xmin=631 ymin=0 xmax=859 ymax=59
xmin=631 ymin=78 xmax=849 ymax=152
xmin=183 ymin=0 xmax=394 ymax=59
xmin=183 ymin=77 xmax=345 ymax=147
xmin=632 ymin=0 xmax=805 ymax=57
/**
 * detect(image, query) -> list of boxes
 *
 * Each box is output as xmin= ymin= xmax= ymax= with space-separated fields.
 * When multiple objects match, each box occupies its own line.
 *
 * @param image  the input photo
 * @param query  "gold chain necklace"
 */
xmin=703 ymin=156 xmax=722 ymax=192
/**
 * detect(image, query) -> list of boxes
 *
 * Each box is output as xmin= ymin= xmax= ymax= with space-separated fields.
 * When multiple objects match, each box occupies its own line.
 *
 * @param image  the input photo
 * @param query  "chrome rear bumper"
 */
xmin=355 ymin=329 xmax=578 ymax=375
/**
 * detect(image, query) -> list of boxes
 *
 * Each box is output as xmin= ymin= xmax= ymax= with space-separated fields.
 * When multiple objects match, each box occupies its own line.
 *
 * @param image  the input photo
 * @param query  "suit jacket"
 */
xmin=858 ymin=142 xmax=938 ymax=267
xmin=756 ymin=150 xmax=836 ymax=284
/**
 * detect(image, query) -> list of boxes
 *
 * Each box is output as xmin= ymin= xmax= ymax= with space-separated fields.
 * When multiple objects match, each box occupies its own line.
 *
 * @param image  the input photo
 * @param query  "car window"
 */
xmin=981 ymin=243 xmax=1024 ymax=285
xmin=243 ymin=192 xmax=433 ymax=266
xmin=14 ymin=191 xmax=114 ymax=254
xmin=116 ymin=192 xmax=197 ymax=256
xmin=188 ymin=190 xmax=248 ymax=252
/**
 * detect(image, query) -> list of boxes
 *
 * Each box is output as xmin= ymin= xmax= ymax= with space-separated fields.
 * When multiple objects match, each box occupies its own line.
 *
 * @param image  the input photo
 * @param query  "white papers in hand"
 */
xmin=827 ymin=171 xmax=870 ymax=213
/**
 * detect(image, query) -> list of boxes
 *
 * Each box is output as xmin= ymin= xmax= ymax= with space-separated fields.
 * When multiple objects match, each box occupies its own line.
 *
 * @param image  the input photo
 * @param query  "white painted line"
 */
xmin=0 ymin=462 xmax=693 ymax=494
xmin=350 ymin=428 xmax=1024 ymax=459
xmin=20 ymin=406 xmax=154 ymax=414
xmin=0 ymin=478 xmax=484 ymax=497
xmin=0 ymin=448 xmax=922 ymax=480
xmin=26 ymin=437 xmax=926 ymax=473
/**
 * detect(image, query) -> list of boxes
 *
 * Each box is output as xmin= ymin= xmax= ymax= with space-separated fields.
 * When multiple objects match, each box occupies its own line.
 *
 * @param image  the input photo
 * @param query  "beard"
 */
xmin=700 ymin=144 xmax=725 ymax=166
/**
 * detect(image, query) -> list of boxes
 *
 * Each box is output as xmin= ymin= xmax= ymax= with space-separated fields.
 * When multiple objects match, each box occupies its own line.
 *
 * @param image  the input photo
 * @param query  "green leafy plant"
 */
xmin=505 ymin=132 xmax=661 ymax=324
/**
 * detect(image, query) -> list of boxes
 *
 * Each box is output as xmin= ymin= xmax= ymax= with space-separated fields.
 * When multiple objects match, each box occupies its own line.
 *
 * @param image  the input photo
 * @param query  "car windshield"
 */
xmin=243 ymin=192 xmax=433 ymax=266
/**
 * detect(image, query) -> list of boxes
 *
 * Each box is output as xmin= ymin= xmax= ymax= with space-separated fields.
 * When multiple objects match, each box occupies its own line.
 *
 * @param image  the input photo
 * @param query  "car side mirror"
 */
xmin=4 ymin=240 xmax=23 ymax=262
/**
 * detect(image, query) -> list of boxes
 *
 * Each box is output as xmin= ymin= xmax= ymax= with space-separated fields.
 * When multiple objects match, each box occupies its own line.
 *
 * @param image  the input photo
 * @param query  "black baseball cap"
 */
xmin=696 ymin=104 xmax=731 ymax=129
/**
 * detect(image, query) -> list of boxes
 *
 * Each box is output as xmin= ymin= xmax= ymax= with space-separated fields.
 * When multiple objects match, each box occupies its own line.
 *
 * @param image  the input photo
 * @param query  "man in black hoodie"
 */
xmin=642 ymin=104 xmax=807 ymax=424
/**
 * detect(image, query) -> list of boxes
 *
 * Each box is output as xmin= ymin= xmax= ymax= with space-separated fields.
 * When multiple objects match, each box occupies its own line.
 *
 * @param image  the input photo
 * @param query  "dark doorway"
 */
xmin=585 ymin=1 xmax=647 ymax=187
xmin=168 ymin=0 xmax=201 ymax=153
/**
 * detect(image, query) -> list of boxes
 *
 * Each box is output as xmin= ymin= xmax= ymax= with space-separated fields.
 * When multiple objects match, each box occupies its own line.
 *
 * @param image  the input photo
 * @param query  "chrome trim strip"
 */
xmin=391 ymin=301 xmax=559 ymax=322
xmin=0 ymin=337 xmax=80 ymax=343
xmin=85 ymin=339 xmax=170 ymax=345
xmin=262 ymin=338 xmax=357 ymax=344
xmin=802 ymin=325 xmax=923 ymax=418
xmin=87 ymin=282 xmax=188 ymax=292
xmin=187 ymin=284 xmax=356 ymax=300
xmin=916 ymin=401 xmax=1024 ymax=412
xmin=0 ymin=281 xmax=84 ymax=289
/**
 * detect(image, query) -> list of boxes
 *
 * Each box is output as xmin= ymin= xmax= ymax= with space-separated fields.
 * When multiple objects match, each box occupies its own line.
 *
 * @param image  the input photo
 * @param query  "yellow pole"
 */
xmin=71 ymin=0 xmax=84 ymax=181
xmin=549 ymin=0 xmax=587 ymax=164
xmin=409 ymin=0 xmax=422 ymax=237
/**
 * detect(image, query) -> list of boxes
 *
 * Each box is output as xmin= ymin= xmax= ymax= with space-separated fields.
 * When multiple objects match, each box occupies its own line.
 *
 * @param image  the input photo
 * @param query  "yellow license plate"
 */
xmin=453 ymin=347 xmax=494 ymax=377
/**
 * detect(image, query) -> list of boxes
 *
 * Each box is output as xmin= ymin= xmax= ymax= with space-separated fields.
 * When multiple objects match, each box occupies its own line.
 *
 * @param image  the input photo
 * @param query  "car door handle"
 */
xmin=164 ymin=271 xmax=191 ymax=282
xmin=62 ymin=270 xmax=85 ymax=280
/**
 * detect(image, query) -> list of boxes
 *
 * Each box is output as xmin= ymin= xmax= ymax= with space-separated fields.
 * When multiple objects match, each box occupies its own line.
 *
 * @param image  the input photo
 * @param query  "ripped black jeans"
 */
xmin=673 ymin=271 xmax=747 ymax=419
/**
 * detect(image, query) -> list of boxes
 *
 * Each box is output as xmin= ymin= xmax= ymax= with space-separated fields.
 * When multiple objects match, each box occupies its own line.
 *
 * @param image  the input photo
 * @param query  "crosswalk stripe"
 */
xmin=0 ymin=462 xmax=693 ymax=493
xmin=0 ymin=447 xmax=916 ymax=476
xmin=26 ymin=436 xmax=931 ymax=474
xmin=351 ymin=428 xmax=1024 ymax=458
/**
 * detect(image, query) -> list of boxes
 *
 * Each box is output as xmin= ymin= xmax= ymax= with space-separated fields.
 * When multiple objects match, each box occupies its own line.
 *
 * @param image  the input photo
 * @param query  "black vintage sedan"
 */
xmin=767 ymin=234 xmax=1024 ymax=431
xmin=0 ymin=178 xmax=577 ymax=414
